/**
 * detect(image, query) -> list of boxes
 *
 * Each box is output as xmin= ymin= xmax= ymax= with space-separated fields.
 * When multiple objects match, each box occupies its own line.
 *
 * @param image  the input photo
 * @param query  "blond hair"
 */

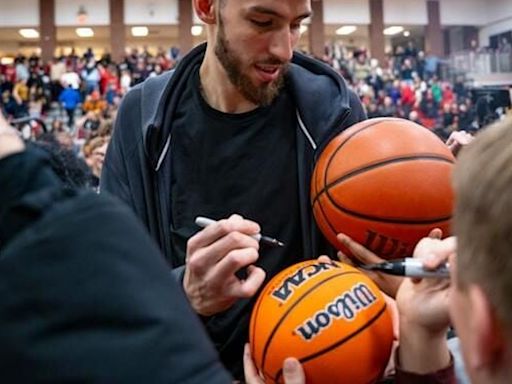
xmin=454 ymin=117 xmax=512 ymax=325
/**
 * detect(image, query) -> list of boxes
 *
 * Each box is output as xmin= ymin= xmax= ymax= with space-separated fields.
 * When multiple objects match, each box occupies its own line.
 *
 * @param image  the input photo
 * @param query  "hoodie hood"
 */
xmin=139 ymin=43 xmax=353 ymax=170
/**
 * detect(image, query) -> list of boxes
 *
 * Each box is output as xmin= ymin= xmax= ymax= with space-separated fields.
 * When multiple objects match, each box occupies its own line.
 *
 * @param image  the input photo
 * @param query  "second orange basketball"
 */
xmin=311 ymin=117 xmax=455 ymax=259
xmin=249 ymin=260 xmax=393 ymax=384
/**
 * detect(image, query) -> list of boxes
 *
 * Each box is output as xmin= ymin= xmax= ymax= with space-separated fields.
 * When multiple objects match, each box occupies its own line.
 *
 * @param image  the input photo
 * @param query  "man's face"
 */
xmin=213 ymin=0 xmax=311 ymax=106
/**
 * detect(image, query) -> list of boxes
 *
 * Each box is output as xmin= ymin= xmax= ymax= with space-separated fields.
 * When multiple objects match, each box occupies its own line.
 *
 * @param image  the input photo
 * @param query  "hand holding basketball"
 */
xmin=311 ymin=118 xmax=455 ymax=260
xmin=183 ymin=214 xmax=266 ymax=316
xmin=395 ymin=237 xmax=454 ymax=374
xmin=244 ymin=344 xmax=305 ymax=384
xmin=337 ymin=233 xmax=404 ymax=298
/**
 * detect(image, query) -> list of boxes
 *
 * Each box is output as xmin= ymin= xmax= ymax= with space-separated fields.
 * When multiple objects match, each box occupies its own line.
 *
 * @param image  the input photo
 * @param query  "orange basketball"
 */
xmin=249 ymin=260 xmax=393 ymax=384
xmin=311 ymin=117 xmax=455 ymax=259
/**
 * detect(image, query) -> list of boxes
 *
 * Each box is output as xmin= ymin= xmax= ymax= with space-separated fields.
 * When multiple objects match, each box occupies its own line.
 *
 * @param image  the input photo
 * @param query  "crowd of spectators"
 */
xmin=1 ymin=42 xmax=510 ymax=191
xmin=0 ymin=46 xmax=181 ymax=190
xmin=321 ymin=41 xmax=510 ymax=140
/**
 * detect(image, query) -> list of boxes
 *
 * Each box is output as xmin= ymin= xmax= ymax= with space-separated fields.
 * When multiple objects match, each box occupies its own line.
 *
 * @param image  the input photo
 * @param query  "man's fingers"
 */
xmin=282 ymin=358 xmax=306 ymax=384
xmin=243 ymin=343 xmax=263 ymax=384
xmin=317 ymin=255 xmax=331 ymax=263
xmin=428 ymin=228 xmax=442 ymax=239
xmin=414 ymin=236 xmax=457 ymax=269
xmin=187 ymin=215 xmax=260 ymax=254
xmin=230 ymin=265 xmax=266 ymax=299
xmin=187 ymin=231 xmax=259 ymax=273
xmin=337 ymin=233 xmax=384 ymax=264
xmin=212 ymin=248 xmax=260 ymax=283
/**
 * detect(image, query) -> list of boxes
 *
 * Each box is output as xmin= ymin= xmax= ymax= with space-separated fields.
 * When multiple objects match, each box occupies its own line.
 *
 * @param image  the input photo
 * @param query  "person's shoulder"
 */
xmin=120 ymin=70 xmax=175 ymax=113
xmin=136 ymin=70 xmax=175 ymax=95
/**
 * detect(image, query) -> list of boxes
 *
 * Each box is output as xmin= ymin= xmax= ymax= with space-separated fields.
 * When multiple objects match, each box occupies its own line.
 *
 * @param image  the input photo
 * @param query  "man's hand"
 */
xmin=183 ymin=214 xmax=266 ymax=316
xmin=446 ymin=130 xmax=473 ymax=157
xmin=335 ymin=233 xmax=404 ymax=298
xmin=395 ymin=236 xmax=455 ymax=374
xmin=244 ymin=344 xmax=305 ymax=384
xmin=335 ymin=229 xmax=443 ymax=298
xmin=0 ymin=112 xmax=25 ymax=159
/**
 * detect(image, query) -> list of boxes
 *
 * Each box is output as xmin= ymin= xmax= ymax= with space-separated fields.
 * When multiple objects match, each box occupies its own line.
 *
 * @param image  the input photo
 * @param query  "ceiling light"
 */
xmin=131 ymin=26 xmax=149 ymax=37
xmin=76 ymin=27 xmax=94 ymax=37
xmin=383 ymin=26 xmax=404 ymax=36
xmin=19 ymin=28 xmax=39 ymax=39
xmin=0 ymin=57 xmax=14 ymax=65
xmin=336 ymin=26 xmax=357 ymax=36
xmin=191 ymin=25 xmax=203 ymax=36
xmin=403 ymin=30 xmax=410 ymax=37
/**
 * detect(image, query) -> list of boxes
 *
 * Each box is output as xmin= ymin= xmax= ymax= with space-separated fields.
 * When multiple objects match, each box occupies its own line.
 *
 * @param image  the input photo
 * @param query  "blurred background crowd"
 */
xmin=1 ymin=41 xmax=511 ymax=191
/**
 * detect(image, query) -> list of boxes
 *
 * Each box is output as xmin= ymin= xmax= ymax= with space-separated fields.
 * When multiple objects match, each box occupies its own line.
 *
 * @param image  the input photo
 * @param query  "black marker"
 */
xmin=195 ymin=216 xmax=285 ymax=247
xmin=361 ymin=258 xmax=450 ymax=278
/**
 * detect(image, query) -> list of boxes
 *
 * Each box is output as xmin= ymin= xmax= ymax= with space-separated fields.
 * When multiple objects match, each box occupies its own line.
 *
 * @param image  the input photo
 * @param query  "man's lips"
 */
xmin=254 ymin=64 xmax=281 ymax=82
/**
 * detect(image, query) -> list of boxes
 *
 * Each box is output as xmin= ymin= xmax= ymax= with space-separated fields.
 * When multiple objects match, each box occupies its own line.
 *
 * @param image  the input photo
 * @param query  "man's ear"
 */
xmin=467 ymin=284 xmax=505 ymax=371
xmin=193 ymin=0 xmax=217 ymax=25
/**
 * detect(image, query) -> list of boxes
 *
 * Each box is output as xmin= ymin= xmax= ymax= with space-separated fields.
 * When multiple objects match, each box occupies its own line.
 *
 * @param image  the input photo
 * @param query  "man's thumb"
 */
xmin=283 ymin=358 xmax=305 ymax=384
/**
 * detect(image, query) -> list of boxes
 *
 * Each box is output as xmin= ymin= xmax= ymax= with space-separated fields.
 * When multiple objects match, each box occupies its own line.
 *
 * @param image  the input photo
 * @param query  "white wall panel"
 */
xmin=125 ymin=0 xmax=179 ymax=25
xmin=440 ymin=0 xmax=487 ymax=26
xmin=384 ymin=0 xmax=427 ymax=25
xmin=323 ymin=0 xmax=370 ymax=24
xmin=55 ymin=0 xmax=110 ymax=26
xmin=0 ymin=0 xmax=39 ymax=27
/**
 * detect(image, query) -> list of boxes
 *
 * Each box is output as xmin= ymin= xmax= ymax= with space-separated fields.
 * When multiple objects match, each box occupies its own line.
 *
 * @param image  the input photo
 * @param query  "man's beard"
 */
xmin=214 ymin=17 xmax=287 ymax=107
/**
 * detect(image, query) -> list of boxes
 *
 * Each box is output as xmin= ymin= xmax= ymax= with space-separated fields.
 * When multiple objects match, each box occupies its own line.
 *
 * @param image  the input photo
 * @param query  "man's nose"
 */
xmin=268 ymin=28 xmax=294 ymax=64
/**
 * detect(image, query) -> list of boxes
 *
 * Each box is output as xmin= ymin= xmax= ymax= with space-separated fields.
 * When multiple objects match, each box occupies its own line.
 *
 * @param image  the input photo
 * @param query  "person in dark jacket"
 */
xmin=101 ymin=0 xmax=366 ymax=378
xmin=0 ymin=115 xmax=232 ymax=383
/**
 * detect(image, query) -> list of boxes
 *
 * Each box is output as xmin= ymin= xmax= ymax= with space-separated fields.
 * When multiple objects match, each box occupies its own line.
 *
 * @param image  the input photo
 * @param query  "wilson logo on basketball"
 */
xmin=295 ymin=283 xmax=378 ymax=341
xmin=271 ymin=262 xmax=341 ymax=302
xmin=364 ymin=229 xmax=410 ymax=258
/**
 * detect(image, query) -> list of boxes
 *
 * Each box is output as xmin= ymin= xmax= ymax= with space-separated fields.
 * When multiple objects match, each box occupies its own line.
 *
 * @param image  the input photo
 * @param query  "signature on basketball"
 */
xmin=295 ymin=283 xmax=378 ymax=341
xmin=271 ymin=262 xmax=340 ymax=302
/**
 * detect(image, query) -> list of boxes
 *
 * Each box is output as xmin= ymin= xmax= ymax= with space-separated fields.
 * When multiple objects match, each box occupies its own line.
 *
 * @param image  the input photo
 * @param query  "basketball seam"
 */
xmin=315 ymin=155 xmax=454 ymax=224
xmin=312 ymin=121 xmax=379 ymax=254
xmin=251 ymin=289 xmax=267 ymax=364
xmin=313 ymin=168 xmax=339 ymax=245
xmin=273 ymin=302 xmax=389 ymax=383
xmin=322 ymin=119 xmax=406 ymax=205
xmin=260 ymin=271 xmax=362 ymax=374
xmin=313 ymin=154 xmax=454 ymax=206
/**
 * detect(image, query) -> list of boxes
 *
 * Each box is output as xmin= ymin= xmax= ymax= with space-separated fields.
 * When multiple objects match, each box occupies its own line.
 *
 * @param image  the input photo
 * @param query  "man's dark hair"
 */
xmin=34 ymin=134 xmax=93 ymax=190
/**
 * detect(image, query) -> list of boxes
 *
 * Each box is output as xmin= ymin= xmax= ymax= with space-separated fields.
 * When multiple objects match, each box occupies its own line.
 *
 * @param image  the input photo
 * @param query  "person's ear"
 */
xmin=467 ymin=284 xmax=505 ymax=371
xmin=193 ymin=0 xmax=216 ymax=25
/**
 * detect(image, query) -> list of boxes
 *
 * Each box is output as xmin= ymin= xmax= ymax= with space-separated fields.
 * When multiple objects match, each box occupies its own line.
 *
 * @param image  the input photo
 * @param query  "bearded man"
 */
xmin=101 ymin=0 xmax=365 ymax=378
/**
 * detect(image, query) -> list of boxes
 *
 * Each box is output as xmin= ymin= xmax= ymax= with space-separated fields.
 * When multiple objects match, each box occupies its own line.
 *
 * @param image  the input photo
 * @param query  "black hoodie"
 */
xmin=101 ymin=43 xmax=366 ymax=378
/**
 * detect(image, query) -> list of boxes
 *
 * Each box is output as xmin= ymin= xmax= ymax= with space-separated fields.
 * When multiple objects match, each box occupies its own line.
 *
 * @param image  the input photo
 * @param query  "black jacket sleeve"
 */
xmin=0 ymin=148 xmax=232 ymax=383
xmin=100 ymin=87 xmax=140 ymax=208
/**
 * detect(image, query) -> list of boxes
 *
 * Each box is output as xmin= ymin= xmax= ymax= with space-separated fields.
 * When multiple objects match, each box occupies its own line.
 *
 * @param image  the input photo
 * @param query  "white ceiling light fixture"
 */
xmin=191 ymin=25 xmax=204 ymax=36
xmin=131 ymin=26 xmax=149 ymax=37
xmin=76 ymin=27 xmax=94 ymax=38
xmin=1 ymin=57 xmax=15 ymax=65
xmin=403 ymin=30 xmax=410 ymax=37
xmin=383 ymin=26 xmax=404 ymax=36
xmin=19 ymin=28 xmax=40 ymax=39
xmin=335 ymin=26 xmax=357 ymax=36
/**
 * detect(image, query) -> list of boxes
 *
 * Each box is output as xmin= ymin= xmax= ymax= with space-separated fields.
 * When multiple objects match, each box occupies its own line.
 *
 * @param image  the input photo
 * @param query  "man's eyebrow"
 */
xmin=247 ymin=6 xmax=312 ymax=21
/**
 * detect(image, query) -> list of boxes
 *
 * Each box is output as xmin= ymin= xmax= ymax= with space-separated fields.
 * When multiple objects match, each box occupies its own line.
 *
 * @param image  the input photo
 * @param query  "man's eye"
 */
xmin=251 ymin=19 xmax=273 ymax=28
